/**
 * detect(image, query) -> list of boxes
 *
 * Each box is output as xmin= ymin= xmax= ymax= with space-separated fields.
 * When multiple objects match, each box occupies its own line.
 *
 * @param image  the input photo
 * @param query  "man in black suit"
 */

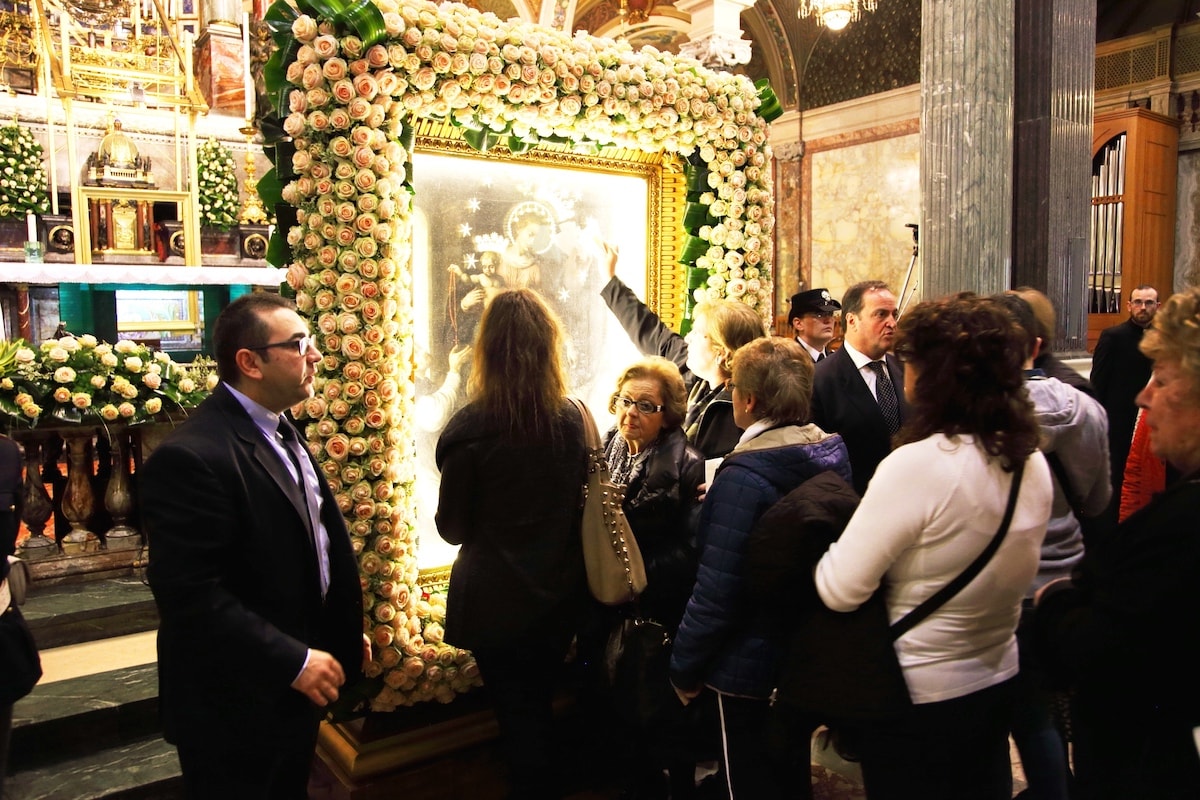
xmin=811 ymin=281 xmax=909 ymax=495
xmin=788 ymin=288 xmax=841 ymax=362
xmin=1092 ymin=283 xmax=1159 ymax=502
xmin=142 ymin=293 xmax=365 ymax=798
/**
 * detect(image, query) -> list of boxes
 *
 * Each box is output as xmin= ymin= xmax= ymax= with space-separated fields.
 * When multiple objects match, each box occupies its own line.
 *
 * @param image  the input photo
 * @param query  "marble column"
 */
xmin=919 ymin=0 xmax=1013 ymax=298
xmin=1011 ymin=0 xmax=1095 ymax=354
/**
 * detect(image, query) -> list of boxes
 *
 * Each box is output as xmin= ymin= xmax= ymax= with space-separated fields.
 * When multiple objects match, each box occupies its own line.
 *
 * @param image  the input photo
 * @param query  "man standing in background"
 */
xmin=788 ymin=288 xmax=841 ymax=362
xmin=1092 ymin=284 xmax=1159 ymax=508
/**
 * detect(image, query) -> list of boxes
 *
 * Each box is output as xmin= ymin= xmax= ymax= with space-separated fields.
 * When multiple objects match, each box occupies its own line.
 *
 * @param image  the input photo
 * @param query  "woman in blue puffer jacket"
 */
xmin=669 ymin=337 xmax=852 ymax=800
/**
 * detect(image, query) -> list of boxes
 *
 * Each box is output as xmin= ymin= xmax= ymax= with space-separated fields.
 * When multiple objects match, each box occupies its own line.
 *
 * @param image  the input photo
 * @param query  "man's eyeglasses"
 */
xmin=1130 ymin=300 xmax=1159 ymax=308
xmin=610 ymin=395 xmax=664 ymax=415
xmin=247 ymin=336 xmax=316 ymax=357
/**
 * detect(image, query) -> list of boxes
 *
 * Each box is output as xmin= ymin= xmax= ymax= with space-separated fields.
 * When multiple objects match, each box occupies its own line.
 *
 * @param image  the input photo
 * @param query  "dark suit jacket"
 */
xmin=810 ymin=347 xmax=909 ymax=496
xmin=1091 ymin=319 xmax=1152 ymax=487
xmin=142 ymin=385 xmax=362 ymax=750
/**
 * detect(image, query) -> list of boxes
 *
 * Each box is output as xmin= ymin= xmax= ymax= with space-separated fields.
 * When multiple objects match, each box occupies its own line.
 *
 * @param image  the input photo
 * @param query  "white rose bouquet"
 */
xmin=197 ymin=138 xmax=240 ymax=231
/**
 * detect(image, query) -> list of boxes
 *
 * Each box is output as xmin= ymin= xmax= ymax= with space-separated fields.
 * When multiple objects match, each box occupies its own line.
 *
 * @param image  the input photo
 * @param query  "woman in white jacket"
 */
xmin=814 ymin=294 xmax=1053 ymax=800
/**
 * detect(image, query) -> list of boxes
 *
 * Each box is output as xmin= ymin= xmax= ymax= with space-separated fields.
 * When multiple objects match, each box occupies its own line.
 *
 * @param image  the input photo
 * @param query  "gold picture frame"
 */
xmin=411 ymin=121 xmax=688 ymax=575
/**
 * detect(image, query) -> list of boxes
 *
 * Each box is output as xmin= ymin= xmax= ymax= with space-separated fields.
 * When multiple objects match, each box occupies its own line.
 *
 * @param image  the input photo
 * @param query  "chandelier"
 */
xmin=798 ymin=0 xmax=877 ymax=31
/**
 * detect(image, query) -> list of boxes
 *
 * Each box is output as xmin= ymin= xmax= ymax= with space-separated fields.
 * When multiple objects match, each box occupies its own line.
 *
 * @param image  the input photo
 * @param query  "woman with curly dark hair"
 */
xmin=813 ymin=294 xmax=1053 ymax=800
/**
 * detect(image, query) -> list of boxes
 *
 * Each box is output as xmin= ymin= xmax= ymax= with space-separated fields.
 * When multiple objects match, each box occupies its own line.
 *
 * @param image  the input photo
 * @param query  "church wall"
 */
xmin=1176 ymin=148 xmax=1200 ymax=292
xmin=771 ymin=85 xmax=921 ymax=307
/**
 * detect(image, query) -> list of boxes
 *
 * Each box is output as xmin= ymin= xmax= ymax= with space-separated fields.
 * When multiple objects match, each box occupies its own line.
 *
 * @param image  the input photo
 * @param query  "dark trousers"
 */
xmin=714 ymin=693 xmax=791 ymax=800
xmin=856 ymin=678 xmax=1016 ymax=800
xmin=0 ymin=702 xmax=11 ymax=800
xmin=175 ymin=720 xmax=320 ymax=800
xmin=472 ymin=622 xmax=575 ymax=800
xmin=1012 ymin=606 xmax=1071 ymax=800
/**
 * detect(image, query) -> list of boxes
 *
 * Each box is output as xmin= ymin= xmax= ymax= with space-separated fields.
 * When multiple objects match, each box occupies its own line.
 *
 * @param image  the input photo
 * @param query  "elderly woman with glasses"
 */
xmin=599 ymin=355 xmax=705 ymax=799
xmin=1035 ymin=286 xmax=1200 ymax=800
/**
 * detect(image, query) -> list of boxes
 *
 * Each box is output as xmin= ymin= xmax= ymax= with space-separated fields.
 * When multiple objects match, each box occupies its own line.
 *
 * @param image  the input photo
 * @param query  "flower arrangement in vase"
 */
xmin=196 ymin=138 xmax=240 ymax=232
xmin=0 ymin=124 xmax=49 ymax=221
xmin=0 ymin=336 xmax=216 ymax=428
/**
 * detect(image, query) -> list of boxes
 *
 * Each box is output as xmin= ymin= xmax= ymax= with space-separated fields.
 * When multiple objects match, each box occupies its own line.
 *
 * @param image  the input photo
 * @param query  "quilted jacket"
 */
xmin=669 ymin=423 xmax=852 ymax=698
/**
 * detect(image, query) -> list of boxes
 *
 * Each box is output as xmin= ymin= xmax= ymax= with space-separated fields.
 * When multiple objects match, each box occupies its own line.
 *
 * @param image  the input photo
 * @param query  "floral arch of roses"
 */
xmin=258 ymin=0 xmax=780 ymax=712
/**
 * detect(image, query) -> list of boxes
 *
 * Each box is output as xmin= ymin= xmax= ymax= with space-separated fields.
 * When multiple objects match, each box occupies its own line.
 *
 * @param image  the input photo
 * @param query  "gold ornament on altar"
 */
xmin=238 ymin=124 xmax=267 ymax=225
xmin=85 ymin=117 xmax=155 ymax=188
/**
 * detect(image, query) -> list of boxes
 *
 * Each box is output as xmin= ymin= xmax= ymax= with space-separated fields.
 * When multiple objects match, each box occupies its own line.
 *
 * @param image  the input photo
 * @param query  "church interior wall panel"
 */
xmin=806 ymin=125 xmax=919 ymax=305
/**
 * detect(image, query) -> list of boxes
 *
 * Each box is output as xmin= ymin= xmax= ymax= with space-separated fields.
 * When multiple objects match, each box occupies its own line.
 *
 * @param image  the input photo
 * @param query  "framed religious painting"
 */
xmin=410 ymin=121 xmax=687 ymax=573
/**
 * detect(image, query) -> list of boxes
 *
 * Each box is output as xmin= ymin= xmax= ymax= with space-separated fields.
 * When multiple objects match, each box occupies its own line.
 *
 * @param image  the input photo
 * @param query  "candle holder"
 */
xmin=238 ymin=123 xmax=268 ymax=226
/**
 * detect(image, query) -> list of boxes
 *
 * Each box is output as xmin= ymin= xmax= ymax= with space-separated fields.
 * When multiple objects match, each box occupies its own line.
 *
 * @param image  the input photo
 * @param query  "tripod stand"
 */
xmin=898 ymin=222 xmax=919 ymax=316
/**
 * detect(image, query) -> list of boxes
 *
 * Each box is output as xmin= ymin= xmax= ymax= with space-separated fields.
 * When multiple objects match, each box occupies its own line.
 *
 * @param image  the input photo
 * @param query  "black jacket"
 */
xmin=810 ymin=347 xmax=909 ymax=495
xmin=435 ymin=400 xmax=589 ymax=650
xmin=604 ymin=426 xmax=704 ymax=630
xmin=1035 ymin=471 xmax=1200 ymax=798
xmin=142 ymin=385 xmax=363 ymax=748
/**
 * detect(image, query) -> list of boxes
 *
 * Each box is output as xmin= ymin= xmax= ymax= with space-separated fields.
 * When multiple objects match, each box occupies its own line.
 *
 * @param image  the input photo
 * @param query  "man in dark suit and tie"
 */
xmin=142 ymin=293 xmax=365 ymax=798
xmin=811 ymin=280 xmax=909 ymax=495
xmin=788 ymin=288 xmax=841 ymax=362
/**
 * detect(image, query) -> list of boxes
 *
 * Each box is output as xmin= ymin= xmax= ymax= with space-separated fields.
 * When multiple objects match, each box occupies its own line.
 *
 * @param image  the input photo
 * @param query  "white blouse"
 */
xmin=815 ymin=434 xmax=1052 ymax=704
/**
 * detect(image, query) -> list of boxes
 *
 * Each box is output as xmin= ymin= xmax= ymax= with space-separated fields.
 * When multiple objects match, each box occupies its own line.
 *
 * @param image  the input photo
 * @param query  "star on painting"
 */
xmin=557 ymin=287 xmax=571 ymax=303
xmin=458 ymin=223 xmax=472 ymax=237
xmin=466 ymin=198 xmax=481 ymax=212
xmin=463 ymin=253 xmax=478 ymax=269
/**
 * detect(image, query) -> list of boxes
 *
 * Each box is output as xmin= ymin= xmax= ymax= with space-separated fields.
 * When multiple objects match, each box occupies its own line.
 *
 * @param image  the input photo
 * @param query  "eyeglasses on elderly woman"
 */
xmin=609 ymin=395 xmax=664 ymax=415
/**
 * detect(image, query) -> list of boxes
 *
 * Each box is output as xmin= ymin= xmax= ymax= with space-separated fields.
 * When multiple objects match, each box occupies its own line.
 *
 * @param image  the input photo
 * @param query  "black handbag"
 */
xmin=603 ymin=615 xmax=679 ymax=729
xmin=0 ymin=561 xmax=41 ymax=705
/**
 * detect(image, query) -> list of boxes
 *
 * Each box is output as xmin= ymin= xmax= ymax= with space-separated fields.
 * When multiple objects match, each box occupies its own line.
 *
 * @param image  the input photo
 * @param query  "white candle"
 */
xmin=243 ymin=13 xmax=254 ymax=120
xmin=26 ymin=212 xmax=36 ymax=243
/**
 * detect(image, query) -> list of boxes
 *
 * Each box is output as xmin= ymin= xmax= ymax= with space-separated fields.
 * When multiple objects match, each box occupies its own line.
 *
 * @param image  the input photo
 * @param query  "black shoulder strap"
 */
xmin=1043 ymin=451 xmax=1083 ymax=519
xmin=890 ymin=460 xmax=1025 ymax=641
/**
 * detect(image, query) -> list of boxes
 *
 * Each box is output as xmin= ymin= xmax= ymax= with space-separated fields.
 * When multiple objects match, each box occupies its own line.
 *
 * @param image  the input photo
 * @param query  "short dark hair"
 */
xmin=1011 ymin=287 xmax=1056 ymax=354
xmin=731 ymin=337 xmax=815 ymax=423
xmin=213 ymin=293 xmax=297 ymax=383
xmin=995 ymin=293 xmax=1038 ymax=360
xmin=841 ymin=281 xmax=892 ymax=318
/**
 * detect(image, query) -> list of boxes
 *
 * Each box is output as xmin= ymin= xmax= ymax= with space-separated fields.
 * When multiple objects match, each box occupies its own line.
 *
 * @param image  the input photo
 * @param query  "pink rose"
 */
xmin=338 ymin=250 xmax=360 ymax=272
xmin=313 ymin=36 xmax=339 ymax=60
xmin=305 ymin=87 xmax=329 ymax=108
xmin=353 ymin=73 xmax=378 ymax=100
xmin=328 ymin=108 xmax=352 ymax=130
xmin=341 ymin=293 xmax=363 ymax=311
xmin=314 ymin=290 xmax=336 ymax=311
xmin=335 ymin=180 xmax=357 ymax=200
xmin=352 ymin=146 xmax=375 ymax=169
xmin=341 ymin=35 xmax=363 ymax=58
xmin=336 ymin=225 xmax=357 ymax=246
xmin=359 ymin=258 xmax=380 ymax=279
xmin=307 ymin=110 xmax=330 ymax=131
xmin=354 ymin=213 xmax=377 ymax=235
xmin=301 ymin=63 xmax=325 ymax=90
xmin=354 ymin=169 xmax=377 ymax=192
xmin=331 ymin=78 xmax=355 ymax=104
xmin=289 ymin=90 xmax=308 ymax=114
xmin=335 ymin=202 xmax=357 ymax=223
xmin=316 ymin=246 xmax=337 ymax=268
xmin=347 ymin=97 xmax=372 ymax=121
xmin=366 ymin=44 xmax=390 ymax=69
xmin=286 ymin=61 xmax=305 ymax=84
xmin=286 ymin=262 xmax=308 ymax=291
xmin=365 ymin=409 xmax=387 ymax=430
xmin=354 ymin=238 xmax=378 ymax=258
xmin=329 ymin=399 xmax=351 ymax=419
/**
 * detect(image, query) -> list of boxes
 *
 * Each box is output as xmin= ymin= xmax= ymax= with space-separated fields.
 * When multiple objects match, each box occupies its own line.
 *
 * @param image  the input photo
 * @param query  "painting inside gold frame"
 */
xmin=411 ymin=126 xmax=687 ymax=572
